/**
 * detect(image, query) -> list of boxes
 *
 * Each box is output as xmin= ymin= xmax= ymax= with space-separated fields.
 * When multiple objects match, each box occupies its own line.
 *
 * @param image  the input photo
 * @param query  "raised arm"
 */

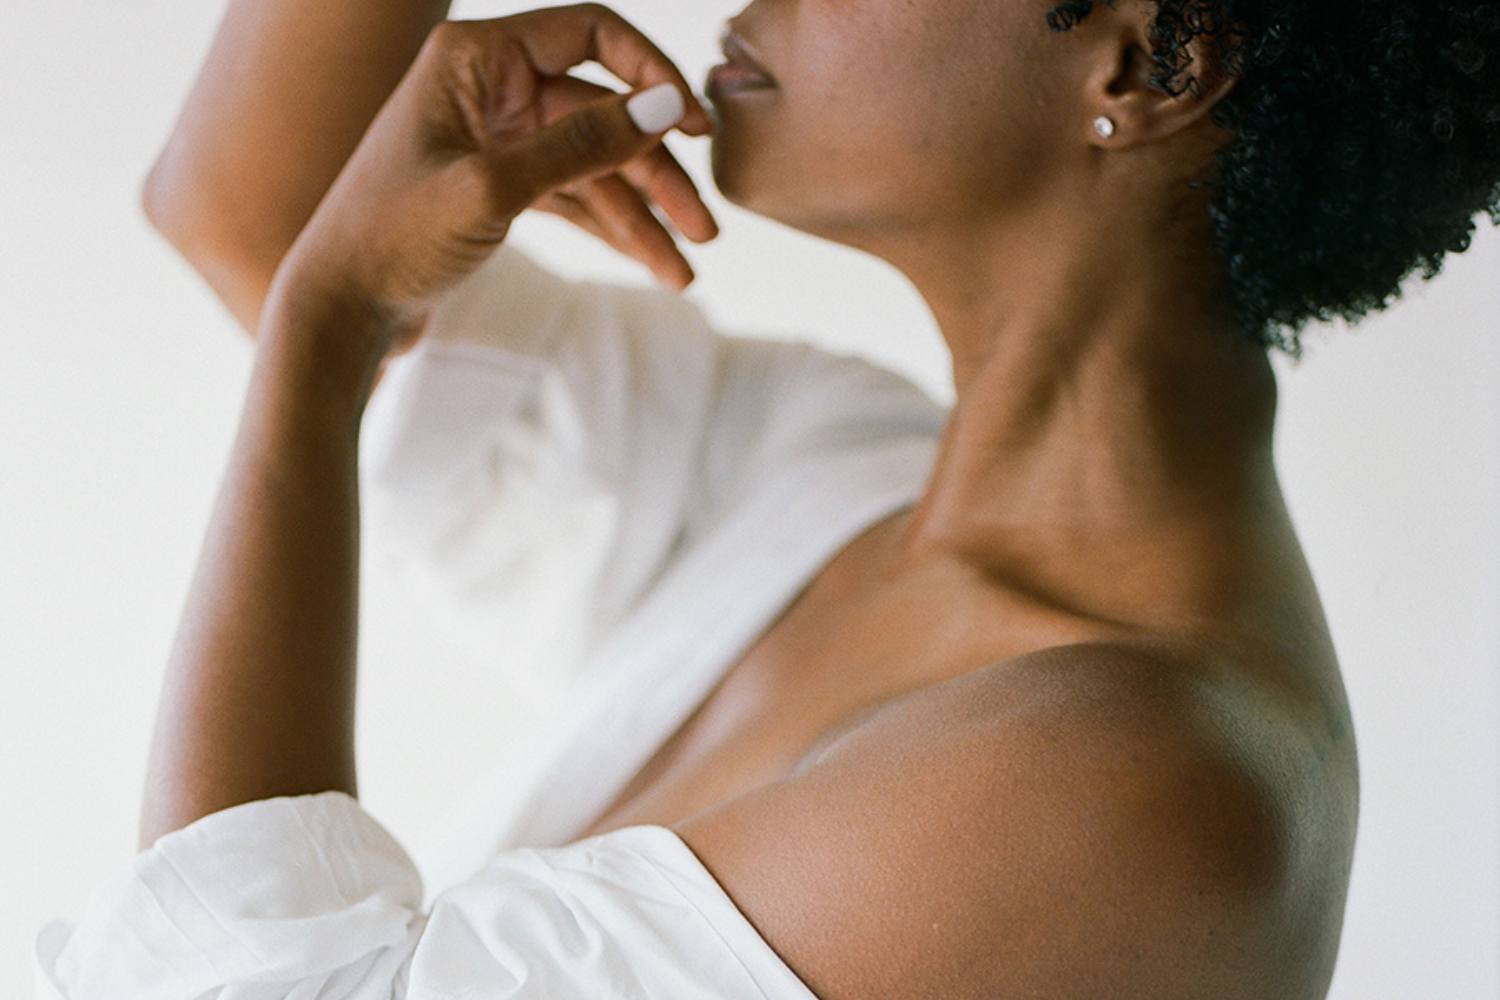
xmin=141 ymin=2 xmax=719 ymax=342
xmin=136 ymin=7 xmax=714 ymax=850
xmin=140 ymin=0 xmax=454 ymax=338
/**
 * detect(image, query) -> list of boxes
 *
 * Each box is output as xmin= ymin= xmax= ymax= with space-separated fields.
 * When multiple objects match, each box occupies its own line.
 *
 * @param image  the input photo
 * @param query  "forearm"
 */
xmin=142 ymin=0 xmax=452 ymax=335
xmin=137 ymin=293 xmax=389 ymax=850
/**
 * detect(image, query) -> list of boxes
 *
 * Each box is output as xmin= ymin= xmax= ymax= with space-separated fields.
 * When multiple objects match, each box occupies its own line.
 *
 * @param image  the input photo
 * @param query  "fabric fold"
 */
xmin=34 ymin=793 xmax=423 ymax=1000
xmin=36 ymin=244 xmax=952 ymax=1000
xmin=34 ymin=792 xmax=820 ymax=999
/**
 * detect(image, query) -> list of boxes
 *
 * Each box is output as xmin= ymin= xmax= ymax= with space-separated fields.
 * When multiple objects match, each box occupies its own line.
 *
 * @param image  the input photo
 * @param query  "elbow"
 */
xmin=139 ymin=155 xmax=202 ymax=251
xmin=138 ymin=147 xmax=236 ymax=264
xmin=138 ymin=157 xmax=165 ymax=231
xmin=137 ymin=158 xmax=270 ymax=337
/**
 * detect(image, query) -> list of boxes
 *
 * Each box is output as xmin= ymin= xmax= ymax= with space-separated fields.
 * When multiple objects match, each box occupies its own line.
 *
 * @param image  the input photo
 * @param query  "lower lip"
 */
xmin=706 ymin=62 xmax=777 ymax=96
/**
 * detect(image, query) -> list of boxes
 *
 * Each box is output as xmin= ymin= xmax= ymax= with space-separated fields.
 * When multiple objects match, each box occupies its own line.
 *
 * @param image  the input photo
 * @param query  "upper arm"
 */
xmin=142 ymin=0 xmax=453 ymax=337
xmin=671 ymin=644 xmax=1298 ymax=999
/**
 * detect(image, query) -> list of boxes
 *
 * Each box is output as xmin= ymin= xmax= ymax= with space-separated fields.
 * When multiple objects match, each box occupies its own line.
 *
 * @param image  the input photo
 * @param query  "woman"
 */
xmin=33 ymin=0 xmax=1498 ymax=997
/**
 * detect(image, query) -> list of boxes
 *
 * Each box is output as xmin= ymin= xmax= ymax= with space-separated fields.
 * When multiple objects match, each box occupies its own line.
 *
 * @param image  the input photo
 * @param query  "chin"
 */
xmin=706 ymin=124 xmax=760 ymax=211
xmin=704 ymin=123 xmax=879 ymax=251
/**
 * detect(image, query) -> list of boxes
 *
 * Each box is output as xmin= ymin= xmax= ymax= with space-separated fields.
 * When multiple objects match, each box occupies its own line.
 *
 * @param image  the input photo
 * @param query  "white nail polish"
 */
xmin=627 ymin=83 xmax=686 ymax=134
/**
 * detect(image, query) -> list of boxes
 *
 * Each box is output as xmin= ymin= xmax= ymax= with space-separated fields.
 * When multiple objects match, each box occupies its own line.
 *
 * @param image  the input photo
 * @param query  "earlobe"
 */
xmin=1083 ymin=26 xmax=1157 ymax=145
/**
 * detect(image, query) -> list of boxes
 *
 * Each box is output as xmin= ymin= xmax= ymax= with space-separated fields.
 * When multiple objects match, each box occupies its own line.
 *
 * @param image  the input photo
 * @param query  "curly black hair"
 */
xmin=1047 ymin=0 xmax=1500 ymax=357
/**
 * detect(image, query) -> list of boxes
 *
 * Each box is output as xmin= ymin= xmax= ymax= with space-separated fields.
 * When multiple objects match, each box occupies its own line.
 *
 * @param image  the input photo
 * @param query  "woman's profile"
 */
xmin=30 ymin=1 xmax=1499 ymax=997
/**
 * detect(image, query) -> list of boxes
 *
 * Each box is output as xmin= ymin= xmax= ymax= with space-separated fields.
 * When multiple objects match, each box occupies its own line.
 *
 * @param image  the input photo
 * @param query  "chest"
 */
xmin=569 ymin=511 xmax=1015 ymax=841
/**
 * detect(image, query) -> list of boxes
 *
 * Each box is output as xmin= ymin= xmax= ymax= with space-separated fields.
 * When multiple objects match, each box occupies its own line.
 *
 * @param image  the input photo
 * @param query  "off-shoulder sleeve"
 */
xmin=33 ymin=792 xmax=818 ymax=1000
xmin=356 ymin=243 xmax=947 ymax=697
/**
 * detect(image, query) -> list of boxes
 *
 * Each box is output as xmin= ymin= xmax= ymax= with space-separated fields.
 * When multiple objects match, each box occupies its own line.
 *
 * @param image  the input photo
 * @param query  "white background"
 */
xmin=1 ymin=1 xmax=1495 ymax=997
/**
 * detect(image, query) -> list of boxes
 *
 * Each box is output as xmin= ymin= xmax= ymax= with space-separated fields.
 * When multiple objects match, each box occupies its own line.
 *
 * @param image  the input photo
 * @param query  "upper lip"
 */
xmin=719 ymin=26 xmax=777 ymax=84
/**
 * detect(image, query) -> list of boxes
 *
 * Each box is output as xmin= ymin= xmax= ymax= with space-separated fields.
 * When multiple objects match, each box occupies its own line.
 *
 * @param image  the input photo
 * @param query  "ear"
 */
xmin=1082 ymin=0 xmax=1242 ymax=149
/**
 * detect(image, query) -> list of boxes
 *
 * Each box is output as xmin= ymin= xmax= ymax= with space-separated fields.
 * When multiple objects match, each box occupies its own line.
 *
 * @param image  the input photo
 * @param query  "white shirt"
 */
xmin=33 ymin=244 xmax=949 ymax=999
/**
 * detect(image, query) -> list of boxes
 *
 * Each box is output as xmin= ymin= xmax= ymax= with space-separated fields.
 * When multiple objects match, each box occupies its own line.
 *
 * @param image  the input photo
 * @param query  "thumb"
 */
xmin=495 ymin=82 xmax=690 ymax=210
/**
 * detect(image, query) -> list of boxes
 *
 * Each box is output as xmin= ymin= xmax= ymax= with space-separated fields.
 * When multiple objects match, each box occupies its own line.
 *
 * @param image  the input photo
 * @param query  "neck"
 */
xmin=865 ymin=182 xmax=1282 ymax=620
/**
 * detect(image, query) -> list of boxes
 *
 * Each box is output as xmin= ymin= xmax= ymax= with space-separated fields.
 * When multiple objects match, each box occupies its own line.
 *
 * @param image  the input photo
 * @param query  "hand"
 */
xmin=266 ymin=3 xmax=719 ymax=358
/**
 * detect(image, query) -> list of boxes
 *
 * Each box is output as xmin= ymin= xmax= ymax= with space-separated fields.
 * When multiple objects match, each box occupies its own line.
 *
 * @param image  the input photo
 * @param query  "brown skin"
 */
xmin=680 ymin=1 xmax=1359 ymax=994
xmin=142 ymin=0 xmax=718 ymax=340
xmin=137 ymin=6 xmax=716 ymax=840
xmin=139 ymin=0 xmax=1359 ymax=996
xmin=139 ymin=0 xmax=457 ymax=339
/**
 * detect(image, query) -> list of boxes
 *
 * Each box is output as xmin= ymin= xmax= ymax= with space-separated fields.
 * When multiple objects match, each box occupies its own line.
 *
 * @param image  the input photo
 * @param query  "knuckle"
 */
xmin=620 ymin=213 xmax=659 ymax=244
xmin=423 ymin=19 xmax=460 ymax=52
xmin=424 ymin=20 xmax=485 ymax=65
xmin=544 ymin=197 xmax=580 ymax=223
xmin=635 ymin=154 xmax=673 ymax=187
xmin=636 ymin=217 xmax=670 ymax=246
xmin=572 ymin=3 xmax=630 ymax=33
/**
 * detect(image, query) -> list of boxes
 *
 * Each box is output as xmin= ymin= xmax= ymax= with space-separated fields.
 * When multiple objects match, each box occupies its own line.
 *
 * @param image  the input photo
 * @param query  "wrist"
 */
xmin=255 ymin=274 xmax=396 ymax=421
xmin=261 ymin=258 xmax=400 ymax=346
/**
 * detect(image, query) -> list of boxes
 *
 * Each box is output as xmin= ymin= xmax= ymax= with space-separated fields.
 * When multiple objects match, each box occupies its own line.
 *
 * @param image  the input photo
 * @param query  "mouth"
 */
xmin=707 ymin=27 xmax=777 ymax=94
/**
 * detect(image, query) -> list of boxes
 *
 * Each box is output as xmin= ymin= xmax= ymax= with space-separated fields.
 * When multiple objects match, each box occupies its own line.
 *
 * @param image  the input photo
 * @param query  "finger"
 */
xmin=537 ymin=74 xmax=718 ymax=243
xmin=584 ymin=173 xmax=695 ymax=288
xmin=489 ymin=83 xmax=687 ymax=212
xmin=536 ymin=190 xmax=610 ymax=242
xmin=620 ymin=145 xmax=719 ymax=243
xmin=449 ymin=5 xmax=713 ymax=137
xmin=538 ymin=189 xmax=693 ymax=290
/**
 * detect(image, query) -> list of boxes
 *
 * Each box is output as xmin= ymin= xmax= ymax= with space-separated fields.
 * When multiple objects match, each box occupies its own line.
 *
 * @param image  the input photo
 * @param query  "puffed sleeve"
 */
xmin=356 ymin=242 xmax=722 ymax=697
xmin=33 ymin=792 xmax=819 ymax=1000
xmin=356 ymin=243 xmax=948 ymax=698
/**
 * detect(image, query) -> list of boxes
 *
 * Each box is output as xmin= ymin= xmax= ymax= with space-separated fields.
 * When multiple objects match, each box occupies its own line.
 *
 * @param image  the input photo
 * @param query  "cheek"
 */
xmin=900 ymin=11 xmax=1071 ymax=196
xmin=818 ymin=11 xmax=1032 ymax=161
xmin=710 ymin=0 xmax=1061 ymax=218
xmin=776 ymin=30 xmax=952 ymax=169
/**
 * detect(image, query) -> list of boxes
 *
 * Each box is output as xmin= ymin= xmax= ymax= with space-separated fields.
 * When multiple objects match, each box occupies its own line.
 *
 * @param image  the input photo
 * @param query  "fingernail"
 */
xmin=627 ymin=83 xmax=686 ymax=134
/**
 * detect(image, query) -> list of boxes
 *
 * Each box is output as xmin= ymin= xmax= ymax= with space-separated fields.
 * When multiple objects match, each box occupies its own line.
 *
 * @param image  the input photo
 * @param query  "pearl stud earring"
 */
xmin=1093 ymin=115 xmax=1116 ymax=138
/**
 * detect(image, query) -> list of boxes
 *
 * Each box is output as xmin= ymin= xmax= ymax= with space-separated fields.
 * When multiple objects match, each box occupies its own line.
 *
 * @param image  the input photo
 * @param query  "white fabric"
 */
xmin=33 ymin=792 xmax=820 ymax=999
xmin=32 ymin=244 xmax=949 ymax=998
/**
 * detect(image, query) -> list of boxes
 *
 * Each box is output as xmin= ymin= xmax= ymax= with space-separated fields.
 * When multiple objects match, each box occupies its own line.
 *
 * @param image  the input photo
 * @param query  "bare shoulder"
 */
xmin=671 ymin=639 xmax=1354 ymax=1000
